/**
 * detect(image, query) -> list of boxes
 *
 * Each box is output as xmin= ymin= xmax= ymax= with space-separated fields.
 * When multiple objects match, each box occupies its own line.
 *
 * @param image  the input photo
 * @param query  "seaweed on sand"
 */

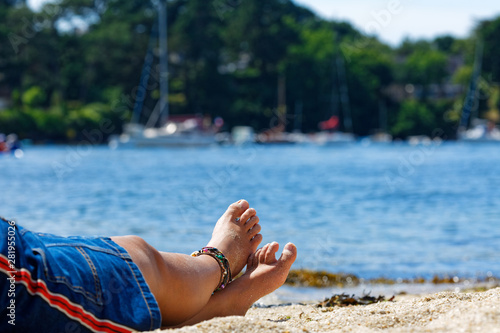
xmin=285 ymin=269 xmax=500 ymax=288
xmin=316 ymin=293 xmax=395 ymax=308
xmin=285 ymin=269 xmax=359 ymax=287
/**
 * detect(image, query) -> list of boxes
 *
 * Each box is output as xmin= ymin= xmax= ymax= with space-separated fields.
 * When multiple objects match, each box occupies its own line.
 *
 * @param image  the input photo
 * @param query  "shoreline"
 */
xmin=226 ymin=268 xmax=500 ymax=306
xmin=284 ymin=269 xmax=500 ymax=288
xmin=258 ymin=279 xmax=500 ymax=306
xmin=152 ymin=287 xmax=500 ymax=332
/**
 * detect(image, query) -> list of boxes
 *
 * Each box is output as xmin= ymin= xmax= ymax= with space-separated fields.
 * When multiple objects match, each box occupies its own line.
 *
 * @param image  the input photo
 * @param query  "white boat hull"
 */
xmin=109 ymin=124 xmax=217 ymax=148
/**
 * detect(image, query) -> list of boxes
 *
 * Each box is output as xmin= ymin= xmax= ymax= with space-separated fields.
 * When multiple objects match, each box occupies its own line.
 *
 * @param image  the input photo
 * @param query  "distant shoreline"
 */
xmin=285 ymin=269 xmax=500 ymax=288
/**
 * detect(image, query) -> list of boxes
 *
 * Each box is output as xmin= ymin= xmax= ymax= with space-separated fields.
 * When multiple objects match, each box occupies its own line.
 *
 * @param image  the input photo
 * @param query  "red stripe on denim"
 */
xmin=0 ymin=254 xmax=132 ymax=333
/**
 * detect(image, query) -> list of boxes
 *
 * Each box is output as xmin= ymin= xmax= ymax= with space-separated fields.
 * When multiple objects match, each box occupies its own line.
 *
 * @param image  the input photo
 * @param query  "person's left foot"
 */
xmin=206 ymin=200 xmax=263 ymax=277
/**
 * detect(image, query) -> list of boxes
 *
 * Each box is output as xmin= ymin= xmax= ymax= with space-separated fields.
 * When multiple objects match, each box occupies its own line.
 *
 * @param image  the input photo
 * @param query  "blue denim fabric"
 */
xmin=0 ymin=217 xmax=161 ymax=332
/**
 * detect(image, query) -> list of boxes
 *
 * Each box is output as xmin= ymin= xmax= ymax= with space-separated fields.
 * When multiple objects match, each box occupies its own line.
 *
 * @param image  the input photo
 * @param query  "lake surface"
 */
xmin=1 ymin=142 xmax=499 ymax=282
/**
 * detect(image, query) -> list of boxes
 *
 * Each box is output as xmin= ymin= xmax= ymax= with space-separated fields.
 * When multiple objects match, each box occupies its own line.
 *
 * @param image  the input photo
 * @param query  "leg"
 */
xmin=112 ymin=200 xmax=263 ymax=326
xmin=173 ymin=242 xmax=297 ymax=328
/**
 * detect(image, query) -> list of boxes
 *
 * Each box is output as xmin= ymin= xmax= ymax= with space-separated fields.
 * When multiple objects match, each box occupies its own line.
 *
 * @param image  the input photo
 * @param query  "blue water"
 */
xmin=1 ymin=142 xmax=499 ymax=280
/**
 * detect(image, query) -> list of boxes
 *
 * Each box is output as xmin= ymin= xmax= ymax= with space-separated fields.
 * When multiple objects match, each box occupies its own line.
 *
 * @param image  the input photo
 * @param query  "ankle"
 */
xmin=192 ymin=247 xmax=232 ymax=293
xmin=194 ymin=255 xmax=223 ymax=290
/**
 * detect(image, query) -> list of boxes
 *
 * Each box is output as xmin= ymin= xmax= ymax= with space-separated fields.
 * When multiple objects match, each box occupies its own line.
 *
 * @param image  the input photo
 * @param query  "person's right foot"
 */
xmin=206 ymin=200 xmax=263 ymax=277
xmin=243 ymin=242 xmax=297 ymax=296
xmin=220 ymin=242 xmax=297 ymax=314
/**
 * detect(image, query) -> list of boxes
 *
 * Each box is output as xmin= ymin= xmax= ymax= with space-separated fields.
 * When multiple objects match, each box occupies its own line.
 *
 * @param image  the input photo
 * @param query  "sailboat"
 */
xmin=459 ymin=119 xmax=500 ymax=141
xmin=109 ymin=0 xmax=218 ymax=148
xmin=255 ymin=76 xmax=308 ymax=144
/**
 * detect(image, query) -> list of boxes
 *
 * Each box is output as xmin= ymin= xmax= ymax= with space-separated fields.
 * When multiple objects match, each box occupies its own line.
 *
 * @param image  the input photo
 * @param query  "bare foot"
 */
xmin=213 ymin=242 xmax=297 ymax=316
xmin=172 ymin=242 xmax=298 ymax=327
xmin=243 ymin=242 xmax=297 ymax=297
xmin=206 ymin=200 xmax=263 ymax=277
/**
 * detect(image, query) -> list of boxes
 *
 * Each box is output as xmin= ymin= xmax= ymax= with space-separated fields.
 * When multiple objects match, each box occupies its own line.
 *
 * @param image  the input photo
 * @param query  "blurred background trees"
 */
xmin=0 ymin=0 xmax=499 ymax=142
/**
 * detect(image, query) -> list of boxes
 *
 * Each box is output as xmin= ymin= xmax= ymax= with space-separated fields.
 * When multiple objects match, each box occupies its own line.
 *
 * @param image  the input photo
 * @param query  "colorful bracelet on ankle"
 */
xmin=191 ymin=247 xmax=232 ymax=293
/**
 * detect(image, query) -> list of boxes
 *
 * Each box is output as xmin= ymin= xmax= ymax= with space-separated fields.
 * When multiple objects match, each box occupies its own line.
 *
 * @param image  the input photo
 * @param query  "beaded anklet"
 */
xmin=191 ymin=247 xmax=232 ymax=293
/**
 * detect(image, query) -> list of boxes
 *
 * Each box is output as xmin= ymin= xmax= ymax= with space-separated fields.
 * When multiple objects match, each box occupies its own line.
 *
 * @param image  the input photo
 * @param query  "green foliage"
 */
xmin=403 ymin=50 xmax=448 ymax=85
xmin=0 ymin=103 xmax=123 ymax=142
xmin=391 ymin=99 xmax=456 ymax=139
xmin=391 ymin=100 xmax=436 ymax=137
xmin=283 ymin=20 xmax=336 ymax=130
xmin=0 ymin=109 xmax=37 ymax=138
xmin=346 ymin=43 xmax=393 ymax=135
xmin=452 ymin=65 xmax=473 ymax=85
xmin=21 ymin=86 xmax=45 ymax=107
xmin=1 ymin=0 xmax=499 ymax=141
xmin=396 ymin=38 xmax=432 ymax=57
xmin=31 ymin=108 xmax=67 ymax=139
xmin=433 ymin=35 xmax=456 ymax=53
xmin=477 ymin=16 xmax=500 ymax=83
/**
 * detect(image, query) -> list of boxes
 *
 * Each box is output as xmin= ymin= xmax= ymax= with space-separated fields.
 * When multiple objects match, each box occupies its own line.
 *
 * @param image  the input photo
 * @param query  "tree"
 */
xmin=477 ymin=16 xmax=500 ymax=83
xmin=433 ymin=35 xmax=456 ymax=53
xmin=391 ymin=99 xmax=436 ymax=137
xmin=221 ymin=0 xmax=303 ymax=129
xmin=168 ymin=0 xmax=229 ymax=118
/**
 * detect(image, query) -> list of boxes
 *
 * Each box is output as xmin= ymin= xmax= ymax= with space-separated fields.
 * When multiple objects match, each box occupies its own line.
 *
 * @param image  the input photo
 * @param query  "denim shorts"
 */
xmin=0 ymin=217 xmax=161 ymax=332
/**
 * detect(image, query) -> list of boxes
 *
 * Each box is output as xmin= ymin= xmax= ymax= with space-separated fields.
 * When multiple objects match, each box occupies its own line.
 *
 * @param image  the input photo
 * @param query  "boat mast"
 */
xmin=131 ymin=24 xmax=157 ymax=125
xmin=336 ymin=50 xmax=353 ymax=133
xmin=458 ymin=38 xmax=483 ymax=134
xmin=158 ymin=0 xmax=169 ymax=126
xmin=332 ymin=33 xmax=353 ymax=133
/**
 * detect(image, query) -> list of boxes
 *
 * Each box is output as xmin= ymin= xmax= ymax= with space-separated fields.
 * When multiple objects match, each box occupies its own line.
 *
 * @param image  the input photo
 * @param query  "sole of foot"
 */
xmin=243 ymin=242 xmax=298 ymax=299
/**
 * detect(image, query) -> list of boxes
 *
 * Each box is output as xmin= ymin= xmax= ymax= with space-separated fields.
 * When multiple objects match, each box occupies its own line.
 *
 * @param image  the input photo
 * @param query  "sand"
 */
xmin=149 ymin=287 xmax=500 ymax=333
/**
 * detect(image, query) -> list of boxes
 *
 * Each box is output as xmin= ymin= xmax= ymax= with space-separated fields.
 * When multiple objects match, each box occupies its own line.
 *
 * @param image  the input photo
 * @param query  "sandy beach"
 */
xmin=150 ymin=287 xmax=500 ymax=333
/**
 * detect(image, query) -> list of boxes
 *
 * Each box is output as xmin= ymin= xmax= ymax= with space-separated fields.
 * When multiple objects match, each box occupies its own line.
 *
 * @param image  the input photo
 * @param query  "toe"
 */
xmin=247 ymin=251 xmax=256 ymax=268
xmin=226 ymin=200 xmax=249 ymax=219
xmin=259 ymin=243 xmax=270 ymax=263
xmin=248 ymin=223 xmax=261 ymax=239
xmin=279 ymin=243 xmax=297 ymax=266
xmin=251 ymin=247 xmax=263 ymax=267
xmin=251 ymin=234 xmax=263 ymax=252
xmin=244 ymin=215 xmax=259 ymax=230
xmin=265 ymin=242 xmax=279 ymax=263
xmin=239 ymin=208 xmax=256 ymax=224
